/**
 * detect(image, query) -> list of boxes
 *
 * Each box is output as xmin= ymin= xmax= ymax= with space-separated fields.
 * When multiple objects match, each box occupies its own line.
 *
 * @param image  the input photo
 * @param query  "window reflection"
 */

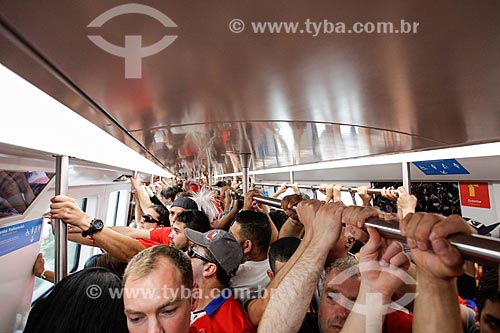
xmin=0 ymin=171 xmax=54 ymax=218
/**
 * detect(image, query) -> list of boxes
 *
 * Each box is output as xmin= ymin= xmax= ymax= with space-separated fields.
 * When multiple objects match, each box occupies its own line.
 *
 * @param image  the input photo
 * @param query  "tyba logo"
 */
xmin=87 ymin=3 xmax=177 ymax=79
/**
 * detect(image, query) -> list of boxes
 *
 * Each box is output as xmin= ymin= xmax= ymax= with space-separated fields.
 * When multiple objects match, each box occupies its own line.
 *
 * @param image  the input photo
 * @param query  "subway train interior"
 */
xmin=1 ymin=1 xmax=500 ymax=332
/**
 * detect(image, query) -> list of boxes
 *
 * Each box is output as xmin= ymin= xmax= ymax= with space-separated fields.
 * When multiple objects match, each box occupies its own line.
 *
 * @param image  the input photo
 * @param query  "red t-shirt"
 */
xmin=191 ymin=289 xmax=256 ymax=333
xmin=136 ymin=227 xmax=172 ymax=248
xmin=383 ymin=310 xmax=413 ymax=333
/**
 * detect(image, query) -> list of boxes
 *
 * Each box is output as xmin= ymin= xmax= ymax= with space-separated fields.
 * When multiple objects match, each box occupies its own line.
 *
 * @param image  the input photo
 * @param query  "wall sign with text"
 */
xmin=459 ymin=182 xmax=491 ymax=208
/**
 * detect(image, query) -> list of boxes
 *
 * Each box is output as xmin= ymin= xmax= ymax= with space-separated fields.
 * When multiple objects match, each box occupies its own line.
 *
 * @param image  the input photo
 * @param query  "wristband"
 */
xmin=40 ymin=269 xmax=47 ymax=280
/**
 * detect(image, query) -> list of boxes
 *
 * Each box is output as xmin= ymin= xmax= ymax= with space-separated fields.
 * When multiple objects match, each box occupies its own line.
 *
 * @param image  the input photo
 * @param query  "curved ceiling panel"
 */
xmin=131 ymin=121 xmax=443 ymax=178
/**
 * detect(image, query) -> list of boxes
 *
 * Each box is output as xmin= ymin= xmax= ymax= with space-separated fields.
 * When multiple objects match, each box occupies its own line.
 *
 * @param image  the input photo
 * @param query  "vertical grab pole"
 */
xmin=312 ymin=186 xmax=318 ymax=200
xmin=289 ymin=170 xmax=295 ymax=184
xmin=55 ymin=155 xmax=69 ymax=284
xmin=207 ymin=152 xmax=213 ymax=187
xmin=402 ymin=161 xmax=412 ymax=193
xmin=240 ymin=153 xmax=252 ymax=194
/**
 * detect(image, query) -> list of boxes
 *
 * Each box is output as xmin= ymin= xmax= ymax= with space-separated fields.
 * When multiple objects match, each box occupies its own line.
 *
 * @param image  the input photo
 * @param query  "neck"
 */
xmin=194 ymin=279 xmax=225 ymax=311
xmin=247 ymin=249 xmax=268 ymax=262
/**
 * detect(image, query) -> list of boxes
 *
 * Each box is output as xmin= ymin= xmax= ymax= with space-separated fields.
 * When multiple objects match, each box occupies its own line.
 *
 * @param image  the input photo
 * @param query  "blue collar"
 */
xmin=205 ymin=288 xmax=232 ymax=316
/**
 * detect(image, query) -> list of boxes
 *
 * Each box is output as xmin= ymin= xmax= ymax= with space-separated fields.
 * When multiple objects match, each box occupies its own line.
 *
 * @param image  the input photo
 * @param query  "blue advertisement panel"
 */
xmin=413 ymin=159 xmax=470 ymax=175
xmin=0 ymin=218 xmax=43 ymax=257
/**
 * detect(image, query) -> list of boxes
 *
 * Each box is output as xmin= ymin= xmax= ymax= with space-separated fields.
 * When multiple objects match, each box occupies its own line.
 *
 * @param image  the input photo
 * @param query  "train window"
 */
xmin=0 ymin=171 xmax=55 ymax=220
xmin=105 ymin=190 xmax=129 ymax=226
xmin=106 ymin=191 xmax=120 ymax=226
xmin=32 ymin=198 xmax=85 ymax=300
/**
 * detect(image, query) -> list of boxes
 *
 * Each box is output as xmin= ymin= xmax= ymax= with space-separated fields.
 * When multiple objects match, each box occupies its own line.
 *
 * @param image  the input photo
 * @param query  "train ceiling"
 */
xmin=1 ymin=1 xmax=500 ymax=177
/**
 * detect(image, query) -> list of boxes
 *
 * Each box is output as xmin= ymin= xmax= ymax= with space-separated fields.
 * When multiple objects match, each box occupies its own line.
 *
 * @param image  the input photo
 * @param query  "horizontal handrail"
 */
xmin=251 ymin=195 xmax=500 ymax=266
xmin=253 ymin=182 xmax=391 ymax=196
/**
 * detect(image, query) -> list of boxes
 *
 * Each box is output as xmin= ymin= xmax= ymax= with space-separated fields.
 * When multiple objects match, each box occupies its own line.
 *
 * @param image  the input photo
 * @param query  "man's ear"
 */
xmin=243 ymin=239 xmax=253 ymax=255
xmin=266 ymin=269 xmax=274 ymax=280
xmin=202 ymin=262 xmax=218 ymax=278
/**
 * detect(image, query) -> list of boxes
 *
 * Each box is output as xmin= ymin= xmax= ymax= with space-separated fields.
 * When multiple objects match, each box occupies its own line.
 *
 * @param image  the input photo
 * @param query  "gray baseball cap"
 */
xmin=184 ymin=228 xmax=243 ymax=274
xmin=171 ymin=197 xmax=198 ymax=210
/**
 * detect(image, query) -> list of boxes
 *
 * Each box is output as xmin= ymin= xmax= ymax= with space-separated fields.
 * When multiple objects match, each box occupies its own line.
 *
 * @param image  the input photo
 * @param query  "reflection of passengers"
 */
xmin=0 ymin=171 xmax=35 ymax=216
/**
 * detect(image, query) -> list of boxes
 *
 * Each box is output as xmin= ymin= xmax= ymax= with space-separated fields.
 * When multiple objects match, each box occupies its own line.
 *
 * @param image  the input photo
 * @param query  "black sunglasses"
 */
xmin=141 ymin=214 xmax=159 ymax=224
xmin=187 ymin=246 xmax=214 ymax=264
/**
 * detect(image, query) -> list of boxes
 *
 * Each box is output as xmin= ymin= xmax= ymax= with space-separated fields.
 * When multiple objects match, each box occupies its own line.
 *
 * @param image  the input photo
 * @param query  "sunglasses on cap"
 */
xmin=141 ymin=214 xmax=159 ymax=224
xmin=187 ymin=246 xmax=214 ymax=264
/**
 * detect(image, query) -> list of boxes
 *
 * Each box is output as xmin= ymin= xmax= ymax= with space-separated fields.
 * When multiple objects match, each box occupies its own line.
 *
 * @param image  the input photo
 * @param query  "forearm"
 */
xmin=258 ymin=238 xmax=327 ymax=333
xmin=272 ymin=189 xmax=286 ymax=199
xmin=110 ymin=226 xmax=151 ymax=239
xmin=68 ymin=232 xmax=96 ymax=246
xmin=392 ymin=262 xmax=416 ymax=312
xmin=215 ymin=207 xmax=238 ymax=230
xmin=136 ymin=187 xmax=153 ymax=212
xmin=36 ymin=269 xmax=55 ymax=284
xmin=342 ymin=282 xmax=391 ymax=332
xmin=248 ymin=231 xmax=311 ymax=326
xmin=361 ymin=198 xmax=372 ymax=207
xmin=413 ymin=268 xmax=462 ymax=333
xmin=92 ymin=228 xmax=145 ymax=262
xmin=278 ymin=218 xmax=303 ymax=238
xmin=267 ymin=215 xmax=279 ymax=244
xmin=271 ymin=185 xmax=286 ymax=199
xmin=43 ymin=270 xmax=55 ymax=283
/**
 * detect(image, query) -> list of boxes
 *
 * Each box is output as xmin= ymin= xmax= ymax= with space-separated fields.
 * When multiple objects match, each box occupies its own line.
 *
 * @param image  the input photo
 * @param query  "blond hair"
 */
xmin=123 ymin=245 xmax=193 ymax=288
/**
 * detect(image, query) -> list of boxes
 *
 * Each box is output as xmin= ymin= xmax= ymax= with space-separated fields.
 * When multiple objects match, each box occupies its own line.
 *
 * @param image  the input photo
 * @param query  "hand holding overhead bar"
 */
xmin=249 ymin=194 xmax=500 ymax=266
xmin=253 ymin=182 xmax=400 ymax=197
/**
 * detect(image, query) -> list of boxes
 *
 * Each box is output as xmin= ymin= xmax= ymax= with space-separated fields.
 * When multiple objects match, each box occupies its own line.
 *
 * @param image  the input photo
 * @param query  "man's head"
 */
xmin=123 ymin=245 xmax=193 ymax=333
xmin=319 ymin=256 xmax=360 ymax=333
xmin=168 ymin=210 xmax=211 ymax=251
xmin=138 ymin=207 xmax=160 ymax=229
xmin=229 ymin=210 xmax=272 ymax=261
xmin=267 ymin=237 xmax=301 ymax=279
xmin=138 ymin=205 xmax=169 ymax=229
xmin=169 ymin=197 xmax=198 ymax=225
xmin=185 ymin=229 xmax=243 ymax=287
xmin=161 ymin=186 xmax=182 ymax=206
xmin=477 ymin=268 xmax=500 ymax=333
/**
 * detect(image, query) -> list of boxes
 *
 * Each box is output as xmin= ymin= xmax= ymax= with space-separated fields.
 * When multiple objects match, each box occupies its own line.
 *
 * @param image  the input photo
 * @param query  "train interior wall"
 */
xmin=254 ymin=155 xmax=500 ymax=236
xmin=0 ymin=171 xmax=132 ymax=332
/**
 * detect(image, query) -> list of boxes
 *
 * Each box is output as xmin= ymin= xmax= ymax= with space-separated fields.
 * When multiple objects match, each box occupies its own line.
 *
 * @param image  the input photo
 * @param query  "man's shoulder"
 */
xmin=149 ymin=226 xmax=172 ymax=237
xmin=194 ymin=294 xmax=255 ymax=332
xmin=142 ymin=227 xmax=172 ymax=246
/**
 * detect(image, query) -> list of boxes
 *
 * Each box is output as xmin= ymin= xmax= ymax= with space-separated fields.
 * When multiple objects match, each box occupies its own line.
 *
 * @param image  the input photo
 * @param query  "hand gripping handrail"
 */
xmin=253 ymin=182 xmax=395 ymax=196
xmin=251 ymin=194 xmax=500 ymax=266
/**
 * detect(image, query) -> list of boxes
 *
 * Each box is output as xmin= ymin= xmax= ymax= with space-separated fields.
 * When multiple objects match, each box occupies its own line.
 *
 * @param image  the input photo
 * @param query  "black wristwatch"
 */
xmin=82 ymin=218 xmax=104 ymax=237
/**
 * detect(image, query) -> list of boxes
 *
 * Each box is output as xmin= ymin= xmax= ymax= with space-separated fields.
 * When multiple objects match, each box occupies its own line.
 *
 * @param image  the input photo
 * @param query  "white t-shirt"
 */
xmin=230 ymin=259 xmax=271 ymax=305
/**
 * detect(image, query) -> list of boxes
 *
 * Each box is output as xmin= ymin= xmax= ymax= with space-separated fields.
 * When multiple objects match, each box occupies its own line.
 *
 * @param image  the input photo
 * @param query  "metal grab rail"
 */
xmin=253 ymin=182 xmax=394 ymax=196
xmin=55 ymin=155 xmax=69 ymax=284
xmin=251 ymin=194 xmax=500 ymax=266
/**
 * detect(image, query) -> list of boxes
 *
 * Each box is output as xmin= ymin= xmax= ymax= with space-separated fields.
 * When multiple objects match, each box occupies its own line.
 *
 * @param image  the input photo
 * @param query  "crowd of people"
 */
xmin=28 ymin=177 xmax=500 ymax=333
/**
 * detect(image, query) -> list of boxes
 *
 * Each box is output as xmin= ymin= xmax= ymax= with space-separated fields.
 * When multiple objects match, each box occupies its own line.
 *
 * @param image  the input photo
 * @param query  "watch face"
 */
xmin=93 ymin=219 xmax=104 ymax=230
